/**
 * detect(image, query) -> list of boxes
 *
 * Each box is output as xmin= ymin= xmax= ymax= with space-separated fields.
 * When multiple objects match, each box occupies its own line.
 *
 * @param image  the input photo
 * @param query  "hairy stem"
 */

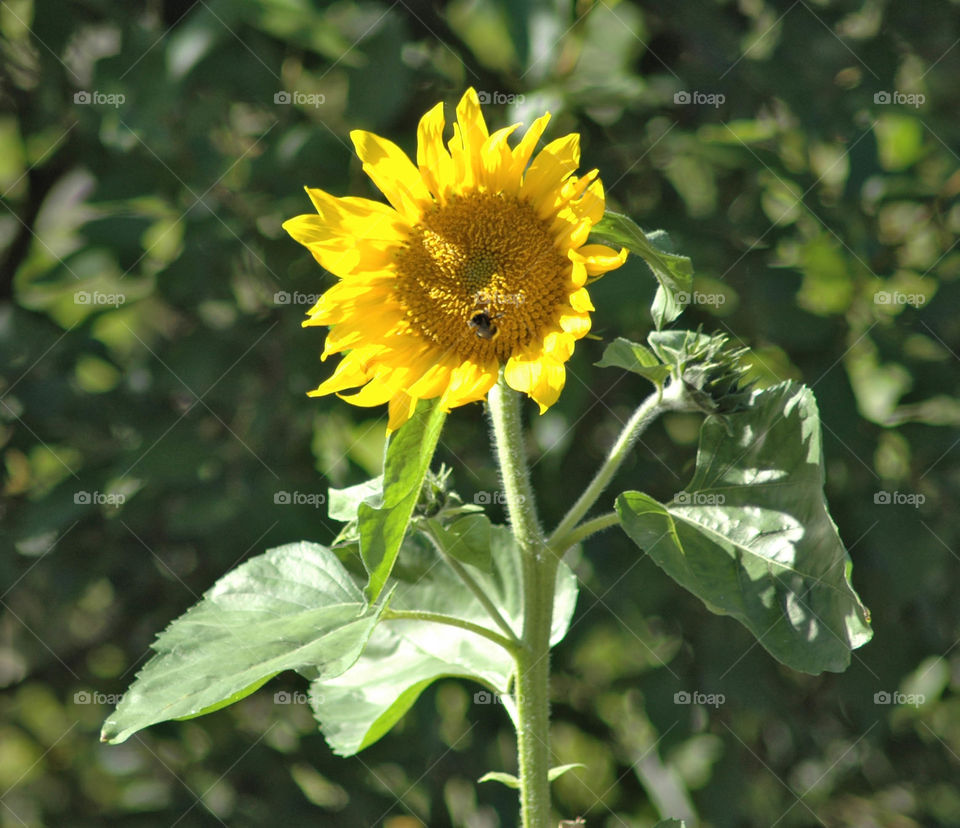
xmin=551 ymin=511 xmax=620 ymax=554
xmin=487 ymin=378 xmax=556 ymax=828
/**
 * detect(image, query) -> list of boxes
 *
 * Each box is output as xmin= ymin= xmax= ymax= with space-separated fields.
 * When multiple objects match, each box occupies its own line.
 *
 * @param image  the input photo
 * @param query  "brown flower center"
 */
xmin=393 ymin=192 xmax=570 ymax=362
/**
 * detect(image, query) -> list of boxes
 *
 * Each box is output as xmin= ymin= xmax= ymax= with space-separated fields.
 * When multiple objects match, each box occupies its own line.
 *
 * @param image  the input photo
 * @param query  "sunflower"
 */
xmin=282 ymin=88 xmax=626 ymax=430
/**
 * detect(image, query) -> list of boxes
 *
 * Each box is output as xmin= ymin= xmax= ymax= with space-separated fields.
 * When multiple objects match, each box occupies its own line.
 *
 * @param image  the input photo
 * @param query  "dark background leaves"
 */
xmin=2 ymin=0 xmax=958 ymax=825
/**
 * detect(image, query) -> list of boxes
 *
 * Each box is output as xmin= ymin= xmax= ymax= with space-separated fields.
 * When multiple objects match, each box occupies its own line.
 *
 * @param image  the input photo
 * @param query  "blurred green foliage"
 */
xmin=2 ymin=0 xmax=959 ymax=825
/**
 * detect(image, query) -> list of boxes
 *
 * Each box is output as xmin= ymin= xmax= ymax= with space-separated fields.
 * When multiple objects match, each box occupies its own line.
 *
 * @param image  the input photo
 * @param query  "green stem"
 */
xmin=381 ymin=609 xmax=520 ymax=654
xmin=421 ymin=521 xmax=521 ymax=645
xmin=548 ymin=383 xmax=680 ymax=547
xmin=487 ymin=378 xmax=556 ymax=828
xmin=551 ymin=511 xmax=620 ymax=554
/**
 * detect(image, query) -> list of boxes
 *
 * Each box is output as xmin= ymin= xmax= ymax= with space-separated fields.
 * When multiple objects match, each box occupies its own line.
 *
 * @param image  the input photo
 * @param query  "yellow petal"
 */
xmin=568 ymin=257 xmax=588 ymax=288
xmin=283 ymin=191 xmax=406 ymax=278
xmin=571 ymin=243 xmax=628 ymax=276
xmin=568 ymin=287 xmax=595 ymax=312
xmin=572 ymin=178 xmax=605 ymax=225
xmin=510 ymin=113 xmax=551 ymax=178
xmin=350 ymin=129 xmax=433 ymax=223
xmin=308 ymin=350 xmax=376 ymax=397
xmin=558 ymin=309 xmax=592 ymax=338
xmin=559 ymin=170 xmax=598 ymax=206
xmin=527 ymin=356 xmax=566 ymax=413
xmin=542 ymin=330 xmax=575 ymax=362
xmin=320 ymin=306 xmax=403 ymax=358
xmin=504 ymin=348 xmax=565 ymax=413
xmin=303 ymin=276 xmax=395 ymax=326
xmin=387 ymin=392 xmax=418 ymax=432
xmin=442 ymin=359 xmax=498 ymax=407
xmin=405 ymin=360 xmax=454 ymax=399
xmin=479 ymin=124 xmax=521 ymax=192
xmin=337 ymin=377 xmax=397 ymax=407
xmin=417 ymin=101 xmax=455 ymax=203
xmin=522 ymin=134 xmax=581 ymax=213
xmin=305 ymin=190 xmax=406 ymax=236
xmin=447 ymin=88 xmax=489 ymax=190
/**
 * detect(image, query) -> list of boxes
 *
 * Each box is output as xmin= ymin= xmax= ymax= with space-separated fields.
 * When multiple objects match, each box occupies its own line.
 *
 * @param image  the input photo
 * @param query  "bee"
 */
xmin=468 ymin=310 xmax=502 ymax=340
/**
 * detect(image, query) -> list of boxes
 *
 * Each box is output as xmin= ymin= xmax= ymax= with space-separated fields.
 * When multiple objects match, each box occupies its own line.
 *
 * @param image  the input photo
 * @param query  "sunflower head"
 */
xmin=282 ymin=88 xmax=626 ymax=430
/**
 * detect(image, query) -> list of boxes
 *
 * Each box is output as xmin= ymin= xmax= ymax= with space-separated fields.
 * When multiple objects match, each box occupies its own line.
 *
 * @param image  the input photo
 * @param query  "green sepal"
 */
xmin=590 ymin=211 xmax=694 ymax=329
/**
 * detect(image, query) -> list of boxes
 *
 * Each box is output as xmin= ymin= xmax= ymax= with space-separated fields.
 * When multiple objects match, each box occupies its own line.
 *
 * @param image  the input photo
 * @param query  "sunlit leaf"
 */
xmin=616 ymin=382 xmax=873 ymax=674
xmin=101 ymin=542 xmax=382 ymax=744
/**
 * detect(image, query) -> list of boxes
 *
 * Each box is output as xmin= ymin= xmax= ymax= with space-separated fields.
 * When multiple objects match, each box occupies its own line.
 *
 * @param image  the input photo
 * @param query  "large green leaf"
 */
xmin=590 ymin=212 xmax=694 ymax=329
xmin=100 ymin=542 xmax=382 ymax=744
xmin=310 ymin=524 xmax=579 ymax=756
xmin=616 ymin=382 xmax=872 ymax=674
xmin=358 ymin=398 xmax=447 ymax=601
